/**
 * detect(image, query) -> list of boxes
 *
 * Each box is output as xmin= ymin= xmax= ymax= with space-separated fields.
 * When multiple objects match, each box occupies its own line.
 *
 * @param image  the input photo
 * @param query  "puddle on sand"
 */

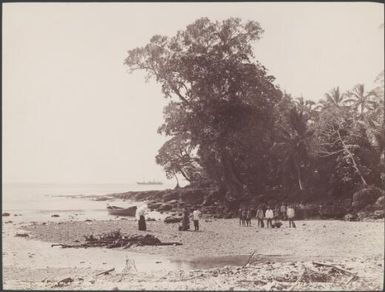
xmin=96 ymin=253 xmax=297 ymax=272
xmin=171 ymin=255 xmax=250 ymax=270
xmin=170 ymin=254 xmax=294 ymax=270
xmin=110 ymin=254 xmax=253 ymax=272
xmin=81 ymin=253 xmax=252 ymax=272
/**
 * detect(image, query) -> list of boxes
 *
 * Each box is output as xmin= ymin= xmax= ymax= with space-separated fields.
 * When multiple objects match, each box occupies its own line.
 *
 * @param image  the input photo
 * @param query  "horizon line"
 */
xmin=2 ymin=181 xmax=178 ymax=185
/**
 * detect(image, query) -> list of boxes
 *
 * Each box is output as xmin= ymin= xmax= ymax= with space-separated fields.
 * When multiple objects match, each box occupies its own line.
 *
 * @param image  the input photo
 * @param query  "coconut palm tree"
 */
xmin=366 ymin=96 xmax=385 ymax=163
xmin=316 ymin=87 xmax=347 ymax=111
xmin=273 ymin=107 xmax=314 ymax=191
xmin=344 ymin=84 xmax=378 ymax=119
xmin=295 ymin=97 xmax=316 ymax=117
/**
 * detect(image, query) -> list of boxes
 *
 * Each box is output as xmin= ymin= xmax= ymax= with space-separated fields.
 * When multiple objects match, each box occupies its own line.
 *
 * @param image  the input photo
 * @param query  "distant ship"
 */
xmin=136 ymin=180 xmax=163 ymax=185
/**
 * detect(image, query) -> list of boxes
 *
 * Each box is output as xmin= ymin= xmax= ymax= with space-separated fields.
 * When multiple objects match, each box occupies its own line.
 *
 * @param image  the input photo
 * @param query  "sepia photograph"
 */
xmin=2 ymin=2 xmax=384 ymax=290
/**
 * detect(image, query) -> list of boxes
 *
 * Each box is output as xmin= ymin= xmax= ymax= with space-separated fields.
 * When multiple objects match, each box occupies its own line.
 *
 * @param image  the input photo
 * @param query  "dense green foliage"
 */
xmin=125 ymin=18 xmax=384 ymax=203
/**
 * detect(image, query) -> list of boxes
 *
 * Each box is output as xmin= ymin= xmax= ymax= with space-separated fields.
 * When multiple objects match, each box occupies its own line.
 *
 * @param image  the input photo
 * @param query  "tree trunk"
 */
xmin=337 ymin=130 xmax=368 ymax=186
xmin=295 ymin=163 xmax=304 ymax=191
xmin=174 ymin=174 xmax=180 ymax=188
xmin=220 ymin=151 xmax=244 ymax=201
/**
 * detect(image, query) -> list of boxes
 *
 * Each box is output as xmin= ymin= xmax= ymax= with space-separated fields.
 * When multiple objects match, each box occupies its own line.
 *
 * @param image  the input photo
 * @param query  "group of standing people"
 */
xmin=137 ymin=205 xmax=202 ymax=232
xmin=138 ymin=202 xmax=296 ymax=232
xmin=241 ymin=202 xmax=296 ymax=228
xmin=179 ymin=207 xmax=201 ymax=231
xmin=238 ymin=208 xmax=253 ymax=226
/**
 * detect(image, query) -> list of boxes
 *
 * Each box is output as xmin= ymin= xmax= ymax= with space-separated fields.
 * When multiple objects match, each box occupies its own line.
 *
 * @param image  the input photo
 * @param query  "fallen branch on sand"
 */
xmin=243 ymin=249 xmax=258 ymax=267
xmin=289 ymin=267 xmax=305 ymax=291
xmin=312 ymin=261 xmax=356 ymax=276
xmin=52 ymin=277 xmax=74 ymax=287
xmin=344 ymin=273 xmax=359 ymax=285
xmin=237 ymin=279 xmax=268 ymax=285
xmin=96 ymin=268 xmax=115 ymax=276
xmin=51 ymin=230 xmax=182 ymax=249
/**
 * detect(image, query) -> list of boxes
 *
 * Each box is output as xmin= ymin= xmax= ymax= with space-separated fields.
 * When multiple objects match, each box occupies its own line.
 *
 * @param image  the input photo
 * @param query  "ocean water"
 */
xmin=2 ymin=182 xmax=175 ymax=222
xmin=2 ymin=182 xmax=252 ymax=272
xmin=2 ymin=182 xmax=201 ymax=274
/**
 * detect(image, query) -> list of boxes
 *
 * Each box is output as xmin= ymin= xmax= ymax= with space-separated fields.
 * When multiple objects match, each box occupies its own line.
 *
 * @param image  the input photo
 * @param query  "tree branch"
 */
xmin=336 ymin=130 xmax=367 ymax=186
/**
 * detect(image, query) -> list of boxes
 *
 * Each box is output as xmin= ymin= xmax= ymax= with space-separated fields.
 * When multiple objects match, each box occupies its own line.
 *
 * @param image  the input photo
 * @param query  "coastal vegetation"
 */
xmin=125 ymin=18 xmax=384 ymax=210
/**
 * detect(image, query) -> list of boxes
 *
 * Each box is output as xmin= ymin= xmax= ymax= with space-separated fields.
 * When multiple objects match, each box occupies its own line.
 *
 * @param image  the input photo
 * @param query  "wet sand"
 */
xmin=3 ymin=217 xmax=384 ymax=290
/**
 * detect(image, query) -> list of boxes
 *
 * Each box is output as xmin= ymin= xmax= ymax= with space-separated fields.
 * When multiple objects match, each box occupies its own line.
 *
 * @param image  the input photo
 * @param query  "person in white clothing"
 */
xmin=265 ymin=206 xmax=274 ymax=228
xmin=192 ymin=208 xmax=202 ymax=231
xmin=287 ymin=205 xmax=296 ymax=228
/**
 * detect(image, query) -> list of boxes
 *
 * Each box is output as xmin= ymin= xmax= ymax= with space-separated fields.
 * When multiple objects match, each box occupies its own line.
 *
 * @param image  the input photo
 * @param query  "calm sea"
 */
xmin=2 ymin=182 xmax=175 ymax=222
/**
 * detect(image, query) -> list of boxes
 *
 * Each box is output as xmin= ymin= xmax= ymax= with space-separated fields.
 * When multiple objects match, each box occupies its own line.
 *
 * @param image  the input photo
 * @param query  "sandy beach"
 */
xmin=3 ymin=214 xmax=384 ymax=290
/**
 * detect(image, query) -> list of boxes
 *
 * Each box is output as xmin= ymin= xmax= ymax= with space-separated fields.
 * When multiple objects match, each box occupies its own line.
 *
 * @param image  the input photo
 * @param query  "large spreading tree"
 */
xmin=125 ymin=18 xmax=282 ymax=202
xmin=125 ymin=17 xmax=384 ymax=205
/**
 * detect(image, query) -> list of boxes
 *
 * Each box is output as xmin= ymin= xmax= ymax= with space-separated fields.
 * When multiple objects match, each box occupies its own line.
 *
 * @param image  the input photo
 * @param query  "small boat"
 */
xmin=136 ymin=178 xmax=163 ymax=185
xmin=136 ymin=181 xmax=163 ymax=185
xmin=107 ymin=205 xmax=137 ymax=217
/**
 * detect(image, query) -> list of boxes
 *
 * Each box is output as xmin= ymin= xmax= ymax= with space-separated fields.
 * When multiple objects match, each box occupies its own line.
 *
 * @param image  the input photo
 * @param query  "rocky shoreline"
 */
xmin=95 ymin=186 xmax=230 ymax=220
xmin=88 ymin=185 xmax=385 ymax=222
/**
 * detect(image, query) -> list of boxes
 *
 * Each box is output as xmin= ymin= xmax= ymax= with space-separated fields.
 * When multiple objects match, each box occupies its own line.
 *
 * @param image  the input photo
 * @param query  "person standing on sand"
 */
xmin=241 ymin=208 xmax=247 ymax=226
xmin=265 ymin=206 xmax=274 ymax=228
xmin=261 ymin=203 xmax=267 ymax=215
xmin=138 ymin=208 xmax=146 ymax=231
xmin=256 ymin=205 xmax=264 ymax=228
xmin=181 ymin=207 xmax=190 ymax=231
xmin=238 ymin=207 xmax=243 ymax=226
xmin=287 ymin=205 xmax=296 ymax=228
xmin=273 ymin=205 xmax=279 ymax=223
xmin=272 ymin=206 xmax=282 ymax=228
xmin=246 ymin=208 xmax=252 ymax=226
xmin=274 ymin=205 xmax=280 ymax=220
xmin=192 ymin=208 xmax=201 ymax=231
xmin=280 ymin=203 xmax=287 ymax=220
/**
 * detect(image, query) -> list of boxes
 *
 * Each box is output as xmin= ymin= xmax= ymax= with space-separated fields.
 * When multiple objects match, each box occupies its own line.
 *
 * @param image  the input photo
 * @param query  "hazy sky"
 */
xmin=3 ymin=2 xmax=384 ymax=184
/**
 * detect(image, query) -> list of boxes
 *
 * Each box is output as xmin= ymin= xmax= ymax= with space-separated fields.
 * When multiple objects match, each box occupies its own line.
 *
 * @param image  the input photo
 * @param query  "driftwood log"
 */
xmin=96 ymin=268 xmax=115 ymax=276
xmin=312 ymin=261 xmax=356 ymax=276
xmin=312 ymin=261 xmax=359 ymax=284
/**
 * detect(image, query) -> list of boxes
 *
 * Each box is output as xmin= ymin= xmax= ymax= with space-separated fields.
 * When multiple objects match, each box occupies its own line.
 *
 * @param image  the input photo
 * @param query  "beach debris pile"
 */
xmin=163 ymin=260 xmax=363 ymax=291
xmin=51 ymin=229 xmax=182 ymax=249
xmin=239 ymin=260 xmax=360 ymax=291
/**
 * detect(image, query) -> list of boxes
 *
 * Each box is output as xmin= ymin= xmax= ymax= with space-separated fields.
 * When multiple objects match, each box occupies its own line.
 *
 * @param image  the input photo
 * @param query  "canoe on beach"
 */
xmin=107 ymin=205 xmax=137 ymax=216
